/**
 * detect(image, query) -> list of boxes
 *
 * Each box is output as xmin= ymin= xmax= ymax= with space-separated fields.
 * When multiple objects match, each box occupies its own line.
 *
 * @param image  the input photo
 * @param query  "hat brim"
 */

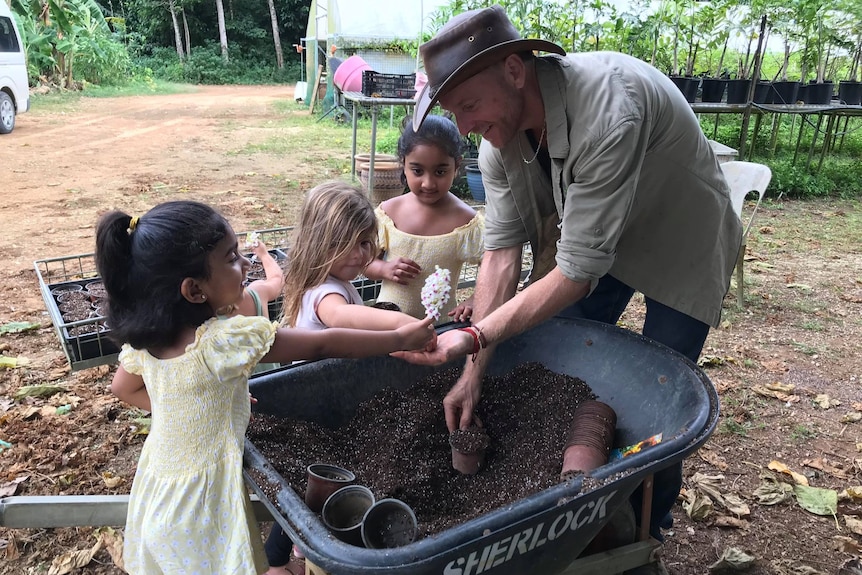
xmin=413 ymin=38 xmax=565 ymax=131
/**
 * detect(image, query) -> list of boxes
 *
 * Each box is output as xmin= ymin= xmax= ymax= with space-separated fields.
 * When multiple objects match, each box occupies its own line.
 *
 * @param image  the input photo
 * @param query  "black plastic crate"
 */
xmin=361 ymin=71 xmax=416 ymax=98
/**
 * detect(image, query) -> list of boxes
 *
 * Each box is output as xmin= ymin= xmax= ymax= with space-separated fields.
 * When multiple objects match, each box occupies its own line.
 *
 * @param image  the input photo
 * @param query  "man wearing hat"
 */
xmin=400 ymin=4 xmax=743 ymax=546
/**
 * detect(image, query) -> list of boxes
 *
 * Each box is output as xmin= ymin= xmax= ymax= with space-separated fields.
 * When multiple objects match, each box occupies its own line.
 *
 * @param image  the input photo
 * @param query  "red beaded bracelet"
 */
xmin=458 ymin=326 xmax=487 ymax=362
xmin=459 ymin=327 xmax=481 ymax=355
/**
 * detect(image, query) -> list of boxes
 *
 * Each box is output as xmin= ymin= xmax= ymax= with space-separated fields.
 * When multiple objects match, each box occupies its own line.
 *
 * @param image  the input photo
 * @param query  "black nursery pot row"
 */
xmin=670 ymin=76 xmax=862 ymax=106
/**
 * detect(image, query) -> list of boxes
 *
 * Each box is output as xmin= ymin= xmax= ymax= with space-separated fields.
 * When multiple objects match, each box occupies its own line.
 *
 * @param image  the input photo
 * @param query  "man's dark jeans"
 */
xmin=556 ymin=273 xmax=711 ymax=540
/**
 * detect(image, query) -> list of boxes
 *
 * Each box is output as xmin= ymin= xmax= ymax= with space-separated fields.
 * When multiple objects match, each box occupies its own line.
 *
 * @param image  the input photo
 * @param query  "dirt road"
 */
xmin=1 ymin=85 xmax=317 ymax=352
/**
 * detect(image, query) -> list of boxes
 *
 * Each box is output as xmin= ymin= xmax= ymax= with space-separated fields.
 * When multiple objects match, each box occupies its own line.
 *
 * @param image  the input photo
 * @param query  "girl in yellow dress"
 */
xmin=96 ymin=200 xmax=433 ymax=575
xmin=364 ymin=114 xmax=484 ymax=324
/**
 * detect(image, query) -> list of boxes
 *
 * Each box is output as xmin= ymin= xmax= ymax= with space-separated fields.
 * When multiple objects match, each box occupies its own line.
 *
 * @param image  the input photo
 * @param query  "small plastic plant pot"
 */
xmin=321 ymin=485 xmax=375 ymax=547
xmin=51 ymin=284 xmax=83 ymax=296
xmin=360 ymin=498 xmax=418 ymax=549
xmin=449 ymin=425 xmax=490 ymax=475
xmin=305 ymin=463 xmax=355 ymax=513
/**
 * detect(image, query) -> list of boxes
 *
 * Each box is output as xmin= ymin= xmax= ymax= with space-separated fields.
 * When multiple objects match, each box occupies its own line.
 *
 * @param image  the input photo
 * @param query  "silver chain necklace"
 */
xmin=518 ymin=124 xmax=547 ymax=164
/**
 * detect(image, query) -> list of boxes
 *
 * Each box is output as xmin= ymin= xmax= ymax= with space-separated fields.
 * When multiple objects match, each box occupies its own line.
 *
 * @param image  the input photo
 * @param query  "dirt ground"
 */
xmin=1 ymin=85 xmax=861 ymax=575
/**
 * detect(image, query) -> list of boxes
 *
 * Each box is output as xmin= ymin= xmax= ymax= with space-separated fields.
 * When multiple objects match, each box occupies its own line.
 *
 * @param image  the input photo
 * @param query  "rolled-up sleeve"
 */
xmin=556 ymin=117 xmax=648 ymax=284
xmin=479 ymin=142 xmax=530 ymax=251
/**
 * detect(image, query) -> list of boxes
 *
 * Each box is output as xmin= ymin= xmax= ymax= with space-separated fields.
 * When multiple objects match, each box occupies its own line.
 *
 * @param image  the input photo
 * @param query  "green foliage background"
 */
xmin=9 ymin=0 xmax=862 ymax=199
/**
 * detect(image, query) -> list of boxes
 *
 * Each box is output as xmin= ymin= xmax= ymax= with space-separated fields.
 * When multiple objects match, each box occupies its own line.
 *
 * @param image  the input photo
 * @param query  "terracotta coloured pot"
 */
xmin=305 ymin=463 xmax=355 ymax=513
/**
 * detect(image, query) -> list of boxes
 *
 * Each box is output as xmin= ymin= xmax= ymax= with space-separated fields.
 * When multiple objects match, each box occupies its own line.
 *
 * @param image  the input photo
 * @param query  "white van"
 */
xmin=0 ymin=2 xmax=29 ymax=134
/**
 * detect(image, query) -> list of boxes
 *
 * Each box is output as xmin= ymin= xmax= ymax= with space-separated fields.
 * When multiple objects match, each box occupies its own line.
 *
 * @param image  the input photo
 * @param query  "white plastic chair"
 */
xmin=719 ymin=161 xmax=772 ymax=308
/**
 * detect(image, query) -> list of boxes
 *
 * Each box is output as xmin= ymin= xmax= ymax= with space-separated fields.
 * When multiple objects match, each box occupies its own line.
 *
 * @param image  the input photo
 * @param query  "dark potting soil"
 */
xmin=60 ymin=299 xmax=94 ymax=321
xmin=246 ymin=362 xmax=596 ymax=538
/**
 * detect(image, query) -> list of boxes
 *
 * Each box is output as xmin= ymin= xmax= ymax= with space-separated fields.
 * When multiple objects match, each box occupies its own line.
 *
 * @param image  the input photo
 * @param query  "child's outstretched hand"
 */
xmin=384 ymin=257 xmax=421 ymax=285
xmin=250 ymin=239 xmax=271 ymax=260
xmin=396 ymin=316 xmax=436 ymax=351
xmin=448 ymin=301 xmax=473 ymax=323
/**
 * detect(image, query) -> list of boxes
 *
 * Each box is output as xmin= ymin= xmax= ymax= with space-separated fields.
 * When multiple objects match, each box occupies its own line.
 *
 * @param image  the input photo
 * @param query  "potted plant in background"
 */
xmin=804 ymin=14 xmax=835 ymax=104
xmin=769 ymin=6 xmax=802 ymax=105
xmin=724 ymin=2 xmax=759 ymax=104
xmin=699 ymin=1 xmax=731 ymax=103
xmin=836 ymin=10 xmax=862 ymax=105
xmin=668 ymin=0 xmax=699 ymax=103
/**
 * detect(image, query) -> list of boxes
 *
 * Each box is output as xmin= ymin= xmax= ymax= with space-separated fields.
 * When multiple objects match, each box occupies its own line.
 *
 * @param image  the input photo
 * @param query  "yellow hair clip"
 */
xmin=128 ymin=216 xmax=140 ymax=234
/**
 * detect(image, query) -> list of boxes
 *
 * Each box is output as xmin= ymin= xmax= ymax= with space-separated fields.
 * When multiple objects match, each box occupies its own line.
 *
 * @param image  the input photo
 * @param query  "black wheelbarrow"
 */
xmin=244 ymin=317 xmax=719 ymax=575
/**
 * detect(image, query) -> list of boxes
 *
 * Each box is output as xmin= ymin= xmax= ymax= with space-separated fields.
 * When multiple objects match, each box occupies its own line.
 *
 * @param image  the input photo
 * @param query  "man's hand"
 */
xmin=391 ymin=328 xmax=473 ymax=365
xmin=443 ymin=371 xmax=484 ymax=432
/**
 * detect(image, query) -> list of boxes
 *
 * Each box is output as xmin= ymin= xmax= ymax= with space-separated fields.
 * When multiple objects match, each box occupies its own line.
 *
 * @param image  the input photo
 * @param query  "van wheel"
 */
xmin=0 ymin=92 xmax=15 ymax=134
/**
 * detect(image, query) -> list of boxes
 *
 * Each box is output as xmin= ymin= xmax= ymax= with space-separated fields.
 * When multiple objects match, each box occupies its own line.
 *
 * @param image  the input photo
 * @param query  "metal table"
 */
xmin=692 ymin=102 xmax=862 ymax=171
xmin=341 ymin=91 xmax=416 ymax=193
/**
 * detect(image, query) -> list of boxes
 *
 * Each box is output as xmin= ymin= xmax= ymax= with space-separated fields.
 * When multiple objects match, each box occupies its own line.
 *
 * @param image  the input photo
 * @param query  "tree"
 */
xmin=214 ymin=0 xmax=227 ymax=61
xmin=265 ymin=0 xmax=282 ymax=68
xmin=168 ymin=0 xmax=184 ymax=59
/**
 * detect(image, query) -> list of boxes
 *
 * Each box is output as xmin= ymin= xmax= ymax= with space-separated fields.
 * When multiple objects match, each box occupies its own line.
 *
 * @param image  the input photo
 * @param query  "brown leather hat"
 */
xmin=413 ymin=5 xmax=564 ymax=131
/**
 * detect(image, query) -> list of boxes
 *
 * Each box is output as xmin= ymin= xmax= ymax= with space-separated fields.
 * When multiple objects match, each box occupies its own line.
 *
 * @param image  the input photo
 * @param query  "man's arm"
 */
xmin=442 ymin=245 xmax=522 ymax=431
xmin=476 ymin=266 xmax=590 ymax=350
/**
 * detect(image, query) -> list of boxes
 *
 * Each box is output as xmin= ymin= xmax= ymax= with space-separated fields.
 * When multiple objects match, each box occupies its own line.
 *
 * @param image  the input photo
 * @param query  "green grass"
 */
xmin=719 ymin=419 xmax=749 ymax=437
xmin=796 ymin=319 xmax=826 ymax=332
xmin=232 ymin=100 xmax=407 ymax=177
xmin=790 ymin=341 xmax=820 ymax=356
xmin=790 ymin=425 xmax=817 ymax=441
xmin=83 ymin=79 xmax=198 ymax=98
xmin=29 ymin=79 xmax=199 ymax=113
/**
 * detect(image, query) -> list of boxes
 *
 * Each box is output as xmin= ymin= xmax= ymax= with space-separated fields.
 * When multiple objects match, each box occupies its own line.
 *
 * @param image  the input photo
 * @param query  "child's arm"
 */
xmin=317 ymin=292 xmax=417 ymax=329
xmin=111 ymin=366 xmax=151 ymax=412
xmin=261 ymin=316 xmax=435 ymax=363
xmin=246 ymin=240 xmax=285 ymax=305
xmin=364 ymin=255 xmax=421 ymax=286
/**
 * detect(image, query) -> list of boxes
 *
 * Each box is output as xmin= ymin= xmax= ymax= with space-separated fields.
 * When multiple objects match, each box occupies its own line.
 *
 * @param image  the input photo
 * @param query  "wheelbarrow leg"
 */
xmin=639 ymin=474 xmax=654 ymax=542
xmin=305 ymin=560 xmax=328 ymax=575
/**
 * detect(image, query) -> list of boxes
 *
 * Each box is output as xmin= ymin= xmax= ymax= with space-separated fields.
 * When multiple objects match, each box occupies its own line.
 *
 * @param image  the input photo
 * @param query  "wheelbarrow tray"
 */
xmin=244 ymin=317 xmax=719 ymax=575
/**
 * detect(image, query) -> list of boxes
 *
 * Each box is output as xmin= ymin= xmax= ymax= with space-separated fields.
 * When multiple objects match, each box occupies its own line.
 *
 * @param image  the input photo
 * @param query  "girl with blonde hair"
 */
xmin=281 ymin=181 xmax=425 ymax=331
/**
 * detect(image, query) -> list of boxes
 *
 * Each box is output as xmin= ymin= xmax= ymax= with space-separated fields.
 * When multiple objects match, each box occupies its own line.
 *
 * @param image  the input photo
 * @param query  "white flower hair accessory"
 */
xmin=421 ymin=266 xmax=451 ymax=320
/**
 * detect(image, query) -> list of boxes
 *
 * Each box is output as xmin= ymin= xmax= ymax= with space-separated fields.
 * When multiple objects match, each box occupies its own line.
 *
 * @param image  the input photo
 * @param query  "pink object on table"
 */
xmin=333 ymin=55 xmax=372 ymax=93
xmin=414 ymin=71 xmax=428 ymax=100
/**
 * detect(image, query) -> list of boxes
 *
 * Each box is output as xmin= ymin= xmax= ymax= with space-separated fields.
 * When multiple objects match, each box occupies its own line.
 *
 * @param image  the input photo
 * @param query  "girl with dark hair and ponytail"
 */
xmin=96 ymin=200 xmax=434 ymax=575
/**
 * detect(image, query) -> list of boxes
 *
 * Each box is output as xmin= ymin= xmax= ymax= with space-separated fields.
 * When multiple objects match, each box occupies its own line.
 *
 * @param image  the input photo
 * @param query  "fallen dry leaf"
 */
xmin=47 ymin=537 xmax=102 ymax=575
xmin=769 ymin=460 xmax=810 ymax=486
xmin=815 ymin=393 xmax=841 ymax=409
xmin=710 ymin=547 xmax=756 ymax=572
xmin=834 ymin=536 xmax=862 ymax=554
xmin=101 ymin=471 xmax=124 ymax=489
xmin=0 ymin=475 xmax=28 ymax=497
xmin=95 ymin=528 xmax=124 ymax=570
xmin=753 ymin=384 xmax=799 ymax=402
xmin=698 ymin=448 xmax=729 ymax=471
xmin=845 ymin=515 xmax=862 ymax=536
xmin=839 ymin=486 xmax=862 ymax=502
xmin=761 ymin=359 xmax=788 ymax=372
xmin=841 ymin=412 xmax=862 ymax=423
xmin=803 ymin=457 xmax=849 ymax=479
xmin=768 ymin=381 xmax=796 ymax=393
xmin=683 ymin=489 xmax=714 ymax=521
xmin=771 ymin=558 xmax=828 ymax=575
xmin=713 ymin=515 xmax=750 ymax=529
xmin=4 ymin=533 xmax=20 ymax=560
